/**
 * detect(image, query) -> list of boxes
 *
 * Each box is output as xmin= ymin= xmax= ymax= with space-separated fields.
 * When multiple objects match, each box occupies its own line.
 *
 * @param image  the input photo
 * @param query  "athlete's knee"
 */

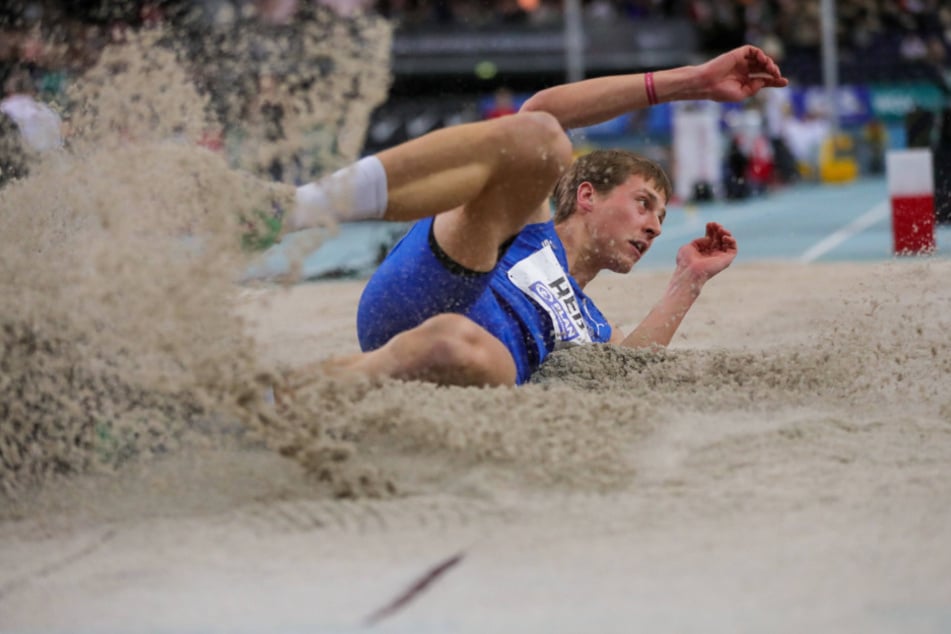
xmin=521 ymin=112 xmax=572 ymax=169
xmin=410 ymin=314 xmax=511 ymax=384
xmin=416 ymin=314 xmax=486 ymax=366
xmin=522 ymin=111 xmax=573 ymax=163
xmin=491 ymin=112 xmax=572 ymax=178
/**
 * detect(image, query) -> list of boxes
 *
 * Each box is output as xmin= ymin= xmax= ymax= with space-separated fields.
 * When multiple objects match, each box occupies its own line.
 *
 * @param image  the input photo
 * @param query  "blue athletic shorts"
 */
xmin=356 ymin=217 xmax=535 ymax=381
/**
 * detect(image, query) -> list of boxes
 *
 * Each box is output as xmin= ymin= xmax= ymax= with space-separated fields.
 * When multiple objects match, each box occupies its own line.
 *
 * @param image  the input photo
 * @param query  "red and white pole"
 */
xmin=886 ymin=148 xmax=936 ymax=255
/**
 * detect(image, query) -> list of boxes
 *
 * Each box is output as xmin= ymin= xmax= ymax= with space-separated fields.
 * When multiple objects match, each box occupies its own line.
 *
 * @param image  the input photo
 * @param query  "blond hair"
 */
xmin=552 ymin=149 xmax=672 ymax=223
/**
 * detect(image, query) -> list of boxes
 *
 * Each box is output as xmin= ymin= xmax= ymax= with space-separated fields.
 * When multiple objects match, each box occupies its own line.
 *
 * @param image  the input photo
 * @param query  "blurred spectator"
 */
xmin=905 ymin=104 xmax=935 ymax=148
xmin=783 ymin=107 xmax=831 ymax=180
xmin=862 ymin=117 xmax=886 ymax=175
xmin=689 ymin=0 xmax=745 ymax=51
xmin=496 ymin=0 xmax=529 ymax=23
xmin=585 ymin=0 xmax=616 ymax=21
xmin=725 ymin=101 xmax=773 ymax=193
xmin=760 ymin=85 xmax=797 ymax=184
xmin=527 ymin=0 xmax=561 ymax=26
xmin=746 ymin=133 xmax=773 ymax=193
xmin=723 ymin=136 xmax=749 ymax=199
xmin=485 ymin=87 xmax=518 ymax=119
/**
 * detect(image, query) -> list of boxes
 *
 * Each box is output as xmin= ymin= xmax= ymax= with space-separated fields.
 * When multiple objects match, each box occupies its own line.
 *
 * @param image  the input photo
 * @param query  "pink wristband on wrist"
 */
xmin=645 ymin=71 xmax=659 ymax=106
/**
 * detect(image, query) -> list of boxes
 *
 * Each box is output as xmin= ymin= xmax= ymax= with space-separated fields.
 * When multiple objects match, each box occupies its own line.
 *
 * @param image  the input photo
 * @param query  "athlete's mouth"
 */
xmin=629 ymin=240 xmax=648 ymax=256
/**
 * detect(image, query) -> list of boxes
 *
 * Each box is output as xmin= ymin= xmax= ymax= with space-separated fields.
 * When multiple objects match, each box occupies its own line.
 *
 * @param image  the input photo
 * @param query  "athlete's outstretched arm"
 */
xmin=519 ymin=45 xmax=788 ymax=130
xmin=613 ymin=223 xmax=737 ymax=349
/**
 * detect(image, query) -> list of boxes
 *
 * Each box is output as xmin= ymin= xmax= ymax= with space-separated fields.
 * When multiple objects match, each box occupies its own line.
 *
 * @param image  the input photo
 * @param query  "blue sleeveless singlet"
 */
xmin=356 ymin=217 xmax=612 ymax=384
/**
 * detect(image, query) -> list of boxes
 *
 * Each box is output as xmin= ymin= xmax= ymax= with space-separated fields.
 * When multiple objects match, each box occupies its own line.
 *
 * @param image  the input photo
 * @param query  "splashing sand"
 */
xmin=0 ymin=10 xmax=391 ymax=501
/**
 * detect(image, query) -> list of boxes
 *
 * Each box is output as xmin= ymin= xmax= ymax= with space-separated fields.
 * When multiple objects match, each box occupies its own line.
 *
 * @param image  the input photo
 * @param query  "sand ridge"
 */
xmin=2 ymin=259 xmax=950 ymax=632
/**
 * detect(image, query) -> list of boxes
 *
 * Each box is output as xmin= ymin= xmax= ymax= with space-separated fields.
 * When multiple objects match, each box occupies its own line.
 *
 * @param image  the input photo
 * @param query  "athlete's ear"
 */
xmin=576 ymin=181 xmax=596 ymax=215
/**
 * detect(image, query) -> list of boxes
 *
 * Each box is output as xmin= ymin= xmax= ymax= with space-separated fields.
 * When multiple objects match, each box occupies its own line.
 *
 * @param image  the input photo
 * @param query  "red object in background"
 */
xmin=485 ymin=103 xmax=516 ymax=119
xmin=891 ymin=194 xmax=936 ymax=254
xmin=485 ymin=88 xmax=517 ymax=119
xmin=887 ymin=149 xmax=936 ymax=256
xmin=746 ymin=135 xmax=774 ymax=186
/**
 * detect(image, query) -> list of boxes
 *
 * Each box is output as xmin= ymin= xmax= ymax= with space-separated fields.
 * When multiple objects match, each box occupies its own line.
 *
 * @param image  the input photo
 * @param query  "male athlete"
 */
xmin=284 ymin=45 xmax=787 ymax=388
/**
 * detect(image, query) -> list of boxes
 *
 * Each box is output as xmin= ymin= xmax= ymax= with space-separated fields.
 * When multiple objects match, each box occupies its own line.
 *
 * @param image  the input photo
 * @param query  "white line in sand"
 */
xmin=799 ymin=200 xmax=891 ymax=264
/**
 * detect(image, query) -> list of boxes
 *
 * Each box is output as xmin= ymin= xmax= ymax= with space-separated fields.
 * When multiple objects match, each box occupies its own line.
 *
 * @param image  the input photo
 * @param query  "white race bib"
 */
xmin=507 ymin=243 xmax=592 ymax=344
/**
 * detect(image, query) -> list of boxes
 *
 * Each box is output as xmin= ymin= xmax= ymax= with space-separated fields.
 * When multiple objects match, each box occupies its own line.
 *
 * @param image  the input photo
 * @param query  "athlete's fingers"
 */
xmin=689 ymin=236 xmax=710 ymax=255
xmin=689 ymin=224 xmax=712 ymax=255
xmin=714 ymin=230 xmax=727 ymax=252
xmin=707 ymin=223 xmax=736 ymax=253
xmin=758 ymin=49 xmax=778 ymax=75
xmin=706 ymin=221 xmax=725 ymax=238
xmin=716 ymin=226 xmax=735 ymax=242
xmin=745 ymin=46 xmax=786 ymax=84
xmin=756 ymin=50 xmax=787 ymax=84
xmin=704 ymin=223 xmax=718 ymax=250
xmin=745 ymin=47 xmax=766 ymax=75
xmin=753 ymin=69 xmax=789 ymax=87
xmin=747 ymin=46 xmax=776 ymax=73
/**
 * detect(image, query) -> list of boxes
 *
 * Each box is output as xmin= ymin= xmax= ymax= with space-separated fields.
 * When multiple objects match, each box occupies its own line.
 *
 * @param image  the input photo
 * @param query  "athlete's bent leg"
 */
xmin=429 ymin=111 xmax=573 ymax=271
xmin=288 ymin=314 xmax=518 ymax=389
xmin=291 ymin=111 xmax=572 ymax=263
xmin=380 ymin=111 xmax=571 ymax=222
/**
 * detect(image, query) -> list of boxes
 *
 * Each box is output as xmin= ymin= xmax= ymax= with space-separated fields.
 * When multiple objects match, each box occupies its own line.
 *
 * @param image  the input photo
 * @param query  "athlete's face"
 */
xmin=586 ymin=174 xmax=666 ymax=273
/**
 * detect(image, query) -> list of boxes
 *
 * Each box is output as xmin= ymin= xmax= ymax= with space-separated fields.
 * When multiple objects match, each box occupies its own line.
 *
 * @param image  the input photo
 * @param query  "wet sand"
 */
xmin=2 ymin=258 xmax=950 ymax=633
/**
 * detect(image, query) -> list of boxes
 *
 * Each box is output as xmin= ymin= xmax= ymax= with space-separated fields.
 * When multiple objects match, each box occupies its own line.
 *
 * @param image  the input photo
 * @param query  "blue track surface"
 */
xmin=638 ymin=178 xmax=950 ymax=269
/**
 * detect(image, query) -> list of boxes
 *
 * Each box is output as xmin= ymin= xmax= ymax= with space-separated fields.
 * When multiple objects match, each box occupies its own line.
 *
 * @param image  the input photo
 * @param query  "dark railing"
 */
xmin=391 ymin=17 xmax=698 ymax=76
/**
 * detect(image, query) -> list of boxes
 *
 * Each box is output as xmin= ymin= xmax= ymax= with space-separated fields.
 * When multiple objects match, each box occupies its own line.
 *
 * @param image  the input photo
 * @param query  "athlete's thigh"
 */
xmin=380 ymin=111 xmax=569 ymax=230
xmin=429 ymin=114 xmax=572 ymax=272
xmin=356 ymin=218 xmax=491 ymax=352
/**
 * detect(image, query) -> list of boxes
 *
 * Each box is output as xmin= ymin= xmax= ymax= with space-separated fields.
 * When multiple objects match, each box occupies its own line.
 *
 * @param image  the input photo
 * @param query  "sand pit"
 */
xmin=2 ymin=258 xmax=950 ymax=633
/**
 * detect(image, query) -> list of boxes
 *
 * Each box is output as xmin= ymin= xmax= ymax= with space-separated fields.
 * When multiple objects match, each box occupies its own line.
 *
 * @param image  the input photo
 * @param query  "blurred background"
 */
xmin=2 ymin=0 xmax=949 ymax=274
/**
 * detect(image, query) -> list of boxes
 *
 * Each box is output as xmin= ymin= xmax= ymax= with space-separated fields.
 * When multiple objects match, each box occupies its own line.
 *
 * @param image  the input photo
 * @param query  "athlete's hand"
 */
xmin=675 ymin=222 xmax=738 ymax=282
xmin=696 ymin=45 xmax=788 ymax=103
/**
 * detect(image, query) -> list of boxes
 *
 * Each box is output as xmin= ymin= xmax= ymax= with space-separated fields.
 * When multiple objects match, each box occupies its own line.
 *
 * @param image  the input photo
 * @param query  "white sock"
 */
xmin=290 ymin=156 xmax=388 ymax=230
